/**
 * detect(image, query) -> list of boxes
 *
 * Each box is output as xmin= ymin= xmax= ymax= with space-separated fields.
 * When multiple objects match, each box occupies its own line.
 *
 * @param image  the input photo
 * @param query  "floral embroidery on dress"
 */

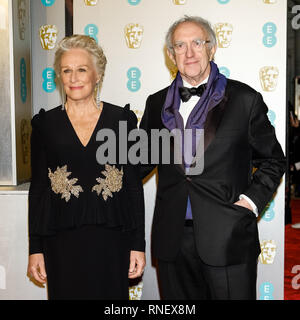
xmin=48 ymin=165 xmax=83 ymax=202
xmin=92 ymin=164 xmax=123 ymax=201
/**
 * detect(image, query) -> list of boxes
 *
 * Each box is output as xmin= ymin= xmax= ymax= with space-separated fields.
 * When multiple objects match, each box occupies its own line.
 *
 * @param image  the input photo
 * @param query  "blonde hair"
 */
xmin=54 ymin=34 xmax=107 ymax=87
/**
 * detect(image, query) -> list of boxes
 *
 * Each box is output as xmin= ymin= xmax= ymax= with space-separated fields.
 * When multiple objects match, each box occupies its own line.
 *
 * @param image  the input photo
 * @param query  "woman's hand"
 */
xmin=27 ymin=253 xmax=47 ymax=284
xmin=128 ymin=251 xmax=146 ymax=279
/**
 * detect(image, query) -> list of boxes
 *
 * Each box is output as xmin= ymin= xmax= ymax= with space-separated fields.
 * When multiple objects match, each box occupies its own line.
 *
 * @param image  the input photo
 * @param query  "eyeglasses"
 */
xmin=172 ymin=39 xmax=211 ymax=54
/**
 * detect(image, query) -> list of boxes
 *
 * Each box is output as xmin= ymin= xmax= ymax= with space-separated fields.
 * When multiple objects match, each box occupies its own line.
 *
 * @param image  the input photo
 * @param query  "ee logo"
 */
xmin=261 ymin=199 xmax=275 ymax=222
xmin=263 ymin=22 xmax=277 ymax=48
xmin=127 ymin=67 xmax=141 ymax=92
xmin=217 ymin=0 xmax=230 ymax=4
xmin=41 ymin=0 xmax=56 ymax=6
xmin=128 ymin=0 xmax=141 ymax=5
xmin=20 ymin=58 xmax=27 ymax=103
xmin=84 ymin=24 xmax=98 ymax=43
xmin=42 ymin=68 xmax=56 ymax=93
xmin=219 ymin=66 xmax=230 ymax=78
xmin=267 ymin=109 xmax=276 ymax=127
xmin=259 ymin=282 xmax=274 ymax=300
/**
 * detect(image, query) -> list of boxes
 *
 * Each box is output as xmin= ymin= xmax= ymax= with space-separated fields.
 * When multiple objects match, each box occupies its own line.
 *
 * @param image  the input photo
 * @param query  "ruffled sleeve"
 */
xmin=28 ymin=109 xmax=48 ymax=254
xmin=122 ymin=104 xmax=145 ymax=252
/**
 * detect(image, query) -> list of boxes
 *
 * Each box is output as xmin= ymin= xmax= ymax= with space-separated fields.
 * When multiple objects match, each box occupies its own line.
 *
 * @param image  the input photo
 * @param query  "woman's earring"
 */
xmin=61 ymin=86 xmax=66 ymax=110
xmin=96 ymin=82 xmax=101 ymax=109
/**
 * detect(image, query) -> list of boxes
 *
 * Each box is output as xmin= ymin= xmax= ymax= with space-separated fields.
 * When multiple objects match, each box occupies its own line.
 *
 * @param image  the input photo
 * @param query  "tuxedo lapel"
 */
xmin=157 ymin=88 xmax=186 ymax=175
xmin=203 ymin=95 xmax=228 ymax=152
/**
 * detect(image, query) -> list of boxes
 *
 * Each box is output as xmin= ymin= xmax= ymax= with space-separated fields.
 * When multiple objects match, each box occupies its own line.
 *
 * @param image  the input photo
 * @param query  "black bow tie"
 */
xmin=179 ymin=84 xmax=206 ymax=102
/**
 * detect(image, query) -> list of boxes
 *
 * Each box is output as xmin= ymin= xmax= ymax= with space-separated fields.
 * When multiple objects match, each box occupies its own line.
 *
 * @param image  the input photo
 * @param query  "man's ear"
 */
xmin=167 ymin=49 xmax=177 ymax=66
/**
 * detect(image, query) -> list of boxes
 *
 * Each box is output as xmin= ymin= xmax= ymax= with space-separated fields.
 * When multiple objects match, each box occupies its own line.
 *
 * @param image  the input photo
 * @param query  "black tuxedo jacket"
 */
xmin=140 ymin=79 xmax=285 ymax=266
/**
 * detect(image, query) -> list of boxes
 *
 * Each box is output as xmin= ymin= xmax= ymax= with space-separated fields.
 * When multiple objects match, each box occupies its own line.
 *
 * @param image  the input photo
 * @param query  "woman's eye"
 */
xmin=79 ymin=68 xmax=87 ymax=72
xmin=63 ymin=69 xmax=71 ymax=73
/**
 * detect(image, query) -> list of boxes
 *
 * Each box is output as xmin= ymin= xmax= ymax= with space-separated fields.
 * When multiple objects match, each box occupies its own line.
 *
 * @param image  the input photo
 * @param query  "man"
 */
xmin=139 ymin=16 xmax=285 ymax=300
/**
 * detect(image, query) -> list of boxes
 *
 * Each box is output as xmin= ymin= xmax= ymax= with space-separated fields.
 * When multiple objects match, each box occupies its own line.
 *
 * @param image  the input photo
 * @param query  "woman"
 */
xmin=27 ymin=35 xmax=145 ymax=300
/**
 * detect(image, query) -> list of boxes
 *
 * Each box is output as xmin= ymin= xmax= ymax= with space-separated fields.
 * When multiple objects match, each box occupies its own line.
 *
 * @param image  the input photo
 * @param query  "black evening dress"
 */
xmin=28 ymin=103 xmax=145 ymax=300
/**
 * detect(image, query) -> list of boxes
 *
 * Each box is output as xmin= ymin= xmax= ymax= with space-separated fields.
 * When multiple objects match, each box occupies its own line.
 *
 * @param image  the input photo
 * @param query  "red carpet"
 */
xmin=284 ymin=199 xmax=300 ymax=300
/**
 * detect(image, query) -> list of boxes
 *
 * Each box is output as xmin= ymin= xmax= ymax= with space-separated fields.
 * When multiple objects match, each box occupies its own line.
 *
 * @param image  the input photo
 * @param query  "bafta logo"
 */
xmin=18 ymin=0 xmax=26 ymax=40
xmin=259 ymin=240 xmax=277 ymax=265
xmin=214 ymin=23 xmax=233 ymax=48
xmin=132 ymin=109 xmax=143 ymax=123
xmin=169 ymin=65 xmax=178 ymax=81
xmin=129 ymin=281 xmax=143 ymax=300
xmin=263 ymin=0 xmax=277 ymax=3
xmin=173 ymin=0 xmax=187 ymax=4
xmin=84 ymin=0 xmax=98 ymax=5
xmin=39 ymin=25 xmax=58 ymax=50
xmin=125 ymin=23 xmax=144 ymax=49
xmin=259 ymin=66 xmax=279 ymax=92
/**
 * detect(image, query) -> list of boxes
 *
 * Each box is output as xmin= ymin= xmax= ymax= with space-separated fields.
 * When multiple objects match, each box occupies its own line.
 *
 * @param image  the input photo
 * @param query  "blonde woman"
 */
xmin=27 ymin=35 xmax=145 ymax=300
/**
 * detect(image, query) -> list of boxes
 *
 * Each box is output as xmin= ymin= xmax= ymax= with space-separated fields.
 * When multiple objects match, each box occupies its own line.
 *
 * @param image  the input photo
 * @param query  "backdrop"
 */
xmin=71 ymin=0 xmax=287 ymax=300
xmin=3 ymin=0 xmax=285 ymax=300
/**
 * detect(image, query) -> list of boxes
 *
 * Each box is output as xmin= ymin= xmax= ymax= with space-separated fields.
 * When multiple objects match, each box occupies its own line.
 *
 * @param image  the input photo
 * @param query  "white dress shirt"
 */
xmin=178 ymin=78 xmax=258 ymax=217
xmin=179 ymin=78 xmax=208 ymax=128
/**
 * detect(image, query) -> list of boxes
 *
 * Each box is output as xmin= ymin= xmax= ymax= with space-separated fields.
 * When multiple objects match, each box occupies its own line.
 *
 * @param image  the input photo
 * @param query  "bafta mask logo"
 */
xmin=129 ymin=281 xmax=143 ymax=300
xmin=169 ymin=64 xmax=178 ymax=81
xmin=173 ymin=0 xmax=187 ymax=4
xmin=259 ymin=66 xmax=279 ymax=92
xmin=18 ymin=0 xmax=26 ymax=40
xmin=132 ymin=109 xmax=143 ymax=123
xmin=84 ymin=0 xmax=98 ymax=5
xmin=21 ymin=119 xmax=30 ymax=164
xmin=125 ymin=23 xmax=144 ymax=49
xmin=214 ymin=23 xmax=233 ymax=48
xmin=259 ymin=240 xmax=277 ymax=265
xmin=39 ymin=25 xmax=58 ymax=50
xmin=263 ymin=0 xmax=277 ymax=3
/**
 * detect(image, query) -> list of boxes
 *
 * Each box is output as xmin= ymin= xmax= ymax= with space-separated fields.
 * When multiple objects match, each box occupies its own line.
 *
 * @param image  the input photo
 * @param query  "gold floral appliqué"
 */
xmin=92 ymin=164 xmax=123 ymax=201
xmin=48 ymin=165 xmax=83 ymax=202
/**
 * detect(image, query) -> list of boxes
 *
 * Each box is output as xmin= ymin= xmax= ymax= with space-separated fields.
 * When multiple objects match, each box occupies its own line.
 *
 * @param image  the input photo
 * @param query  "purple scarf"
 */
xmin=162 ymin=61 xmax=227 ymax=167
xmin=162 ymin=61 xmax=227 ymax=134
xmin=161 ymin=62 xmax=227 ymax=219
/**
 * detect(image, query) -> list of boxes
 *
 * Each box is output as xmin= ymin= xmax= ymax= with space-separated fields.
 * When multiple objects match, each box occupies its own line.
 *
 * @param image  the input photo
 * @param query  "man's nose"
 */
xmin=185 ymin=43 xmax=195 ymax=57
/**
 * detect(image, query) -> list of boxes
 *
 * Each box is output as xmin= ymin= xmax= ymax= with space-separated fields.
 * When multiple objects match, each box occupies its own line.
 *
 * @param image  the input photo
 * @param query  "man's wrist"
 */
xmin=239 ymin=194 xmax=259 ymax=217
